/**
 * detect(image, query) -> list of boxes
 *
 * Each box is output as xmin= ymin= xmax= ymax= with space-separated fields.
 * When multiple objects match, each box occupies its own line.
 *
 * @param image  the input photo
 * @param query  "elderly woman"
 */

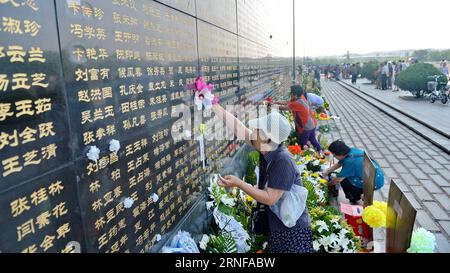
xmin=211 ymin=102 xmax=314 ymax=253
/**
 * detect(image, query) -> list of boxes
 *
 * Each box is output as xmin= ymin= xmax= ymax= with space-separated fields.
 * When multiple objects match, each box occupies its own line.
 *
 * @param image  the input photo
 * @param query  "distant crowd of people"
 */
xmin=300 ymin=58 xmax=450 ymax=93
xmin=374 ymin=60 xmax=409 ymax=91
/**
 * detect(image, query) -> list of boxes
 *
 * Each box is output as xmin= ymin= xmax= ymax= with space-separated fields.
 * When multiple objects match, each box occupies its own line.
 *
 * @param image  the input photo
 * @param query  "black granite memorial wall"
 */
xmin=0 ymin=0 xmax=293 ymax=253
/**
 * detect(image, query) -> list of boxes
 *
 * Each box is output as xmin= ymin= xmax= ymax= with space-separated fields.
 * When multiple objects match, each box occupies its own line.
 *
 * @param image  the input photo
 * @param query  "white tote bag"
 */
xmin=269 ymin=184 xmax=308 ymax=228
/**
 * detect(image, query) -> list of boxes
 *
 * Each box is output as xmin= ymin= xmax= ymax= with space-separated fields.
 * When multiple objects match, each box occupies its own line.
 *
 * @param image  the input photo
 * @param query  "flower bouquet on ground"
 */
xmin=302 ymin=171 xmax=329 ymax=208
xmin=202 ymin=176 xmax=267 ymax=253
xmin=309 ymin=207 xmax=361 ymax=253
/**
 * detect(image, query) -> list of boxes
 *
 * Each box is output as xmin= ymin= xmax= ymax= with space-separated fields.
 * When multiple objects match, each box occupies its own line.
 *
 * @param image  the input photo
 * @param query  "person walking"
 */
xmin=351 ymin=64 xmax=358 ymax=85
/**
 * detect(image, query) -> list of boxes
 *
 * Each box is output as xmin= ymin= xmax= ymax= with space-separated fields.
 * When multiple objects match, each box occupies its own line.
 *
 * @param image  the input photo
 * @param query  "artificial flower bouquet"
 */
xmin=309 ymin=207 xmax=361 ymax=253
xmin=201 ymin=175 xmax=267 ymax=253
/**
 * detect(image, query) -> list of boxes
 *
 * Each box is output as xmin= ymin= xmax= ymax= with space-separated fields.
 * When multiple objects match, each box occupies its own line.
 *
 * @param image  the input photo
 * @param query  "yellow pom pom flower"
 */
xmin=362 ymin=206 xmax=386 ymax=228
xmin=372 ymin=201 xmax=387 ymax=216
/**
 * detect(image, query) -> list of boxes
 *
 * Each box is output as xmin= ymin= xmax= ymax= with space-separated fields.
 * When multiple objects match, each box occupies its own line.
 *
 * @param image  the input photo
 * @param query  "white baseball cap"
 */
xmin=248 ymin=111 xmax=292 ymax=144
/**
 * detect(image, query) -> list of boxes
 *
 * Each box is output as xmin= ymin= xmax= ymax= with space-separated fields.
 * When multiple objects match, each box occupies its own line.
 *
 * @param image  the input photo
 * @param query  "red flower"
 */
xmin=265 ymin=97 xmax=273 ymax=103
xmin=288 ymin=145 xmax=302 ymax=155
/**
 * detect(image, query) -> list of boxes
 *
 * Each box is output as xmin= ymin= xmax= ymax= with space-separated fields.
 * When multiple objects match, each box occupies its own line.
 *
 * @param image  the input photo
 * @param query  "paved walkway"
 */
xmin=343 ymin=78 xmax=450 ymax=136
xmin=322 ymin=80 xmax=450 ymax=253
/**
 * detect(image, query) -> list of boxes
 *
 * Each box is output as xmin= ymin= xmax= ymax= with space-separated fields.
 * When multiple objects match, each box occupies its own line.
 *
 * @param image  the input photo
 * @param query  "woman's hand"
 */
xmin=217 ymin=175 xmax=243 ymax=189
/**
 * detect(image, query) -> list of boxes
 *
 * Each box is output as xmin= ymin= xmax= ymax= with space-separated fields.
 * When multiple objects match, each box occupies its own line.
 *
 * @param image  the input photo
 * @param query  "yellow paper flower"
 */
xmin=246 ymin=195 xmax=254 ymax=203
xmin=362 ymin=206 xmax=386 ymax=228
xmin=372 ymin=201 xmax=387 ymax=216
xmin=319 ymin=178 xmax=328 ymax=185
xmin=312 ymin=172 xmax=320 ymax=178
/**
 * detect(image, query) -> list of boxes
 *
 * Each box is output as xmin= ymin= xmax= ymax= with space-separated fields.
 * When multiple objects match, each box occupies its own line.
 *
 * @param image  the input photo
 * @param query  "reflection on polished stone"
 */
xmin=0 ymin=0 xmax=293 ymax=253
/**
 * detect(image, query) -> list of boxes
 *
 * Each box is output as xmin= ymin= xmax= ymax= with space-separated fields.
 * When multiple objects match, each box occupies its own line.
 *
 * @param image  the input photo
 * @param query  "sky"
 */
xmin=271 ymin=0 xmax=450 ymax=57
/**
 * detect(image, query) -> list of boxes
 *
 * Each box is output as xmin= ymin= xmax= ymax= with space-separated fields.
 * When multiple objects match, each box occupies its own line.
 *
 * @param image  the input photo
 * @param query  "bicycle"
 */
xmin=427 ymin=75 xmax=449 ymax=104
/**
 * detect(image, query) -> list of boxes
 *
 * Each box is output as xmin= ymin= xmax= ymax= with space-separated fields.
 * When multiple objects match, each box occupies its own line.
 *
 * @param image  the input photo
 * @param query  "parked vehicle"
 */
xmin=427 ymin=75 xmax=449 ymax=104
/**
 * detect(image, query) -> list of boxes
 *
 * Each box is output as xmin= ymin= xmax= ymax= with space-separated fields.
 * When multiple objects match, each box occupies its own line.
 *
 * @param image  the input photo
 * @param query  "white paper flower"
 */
xmin=262 ymin=242 xmax=268 ymax=250
xmin=156 ymin=234 xmax=162 ymax=242
xmin=315 ymin=220 xmax=329 ymax=233
xmin=151 ymin=193 xmax=159 ymax=203
xmin=313 ymin=240 xmax=321 ymax=251
xmin=122 ymin=197 xmax=134 ymax=209
xmin=220 ymin=196 xmax=235 ymax=207
xmin=206 ymin=201 xmax=215 ymax=211
xmin=330 ymin=218 xmax=342 ymax=229
xmin=318 ymin=235 xmax=333 ymax=247
xmin=313 ymin=160 xmax=320 ymax=166
xmin=339 ymin=228 xmax=349 ymax=237
xmin=199 ymin=234 xmax=210 ymax=250
xmin=109 ymin=139 xmax=121 ymax=153
xmin=339 ymin=237 xmax=351 ymax=250
xmin=86 ymin=146 xmax=100 ymax=162
xmin=328 ymin=233 xmax=340 ymax=245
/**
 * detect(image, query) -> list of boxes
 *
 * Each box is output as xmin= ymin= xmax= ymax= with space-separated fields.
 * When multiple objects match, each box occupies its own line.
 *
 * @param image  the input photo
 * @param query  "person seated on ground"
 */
xmin=322 ymin=140 xmax=364 ymax=205
xmin=271 ymin=85 xmax=322 ymax=152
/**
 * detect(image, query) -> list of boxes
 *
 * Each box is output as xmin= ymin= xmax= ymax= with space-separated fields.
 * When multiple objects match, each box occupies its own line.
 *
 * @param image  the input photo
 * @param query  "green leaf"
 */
xmin=208 ymin=233 xmax=237 ymax=253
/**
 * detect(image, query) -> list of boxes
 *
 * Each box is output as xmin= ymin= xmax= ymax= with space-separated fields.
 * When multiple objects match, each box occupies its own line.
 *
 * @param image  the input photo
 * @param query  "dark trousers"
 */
xmin=297 ymin=129 xmax=322 ymax=152
xmin=351 ymin=74 xmax=357 ymax=84
xmin=340 ymin=178 xmax=363 ymax=202
xmin=381 ymin=74 xmax=387 ymax=90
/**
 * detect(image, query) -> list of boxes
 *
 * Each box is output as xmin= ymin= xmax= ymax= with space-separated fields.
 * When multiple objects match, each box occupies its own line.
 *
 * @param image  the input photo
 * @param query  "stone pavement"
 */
xmin=342 ymin=78 xmax=450 ymax=136
xmin=321 ymin=80 xmax=450 ymax=253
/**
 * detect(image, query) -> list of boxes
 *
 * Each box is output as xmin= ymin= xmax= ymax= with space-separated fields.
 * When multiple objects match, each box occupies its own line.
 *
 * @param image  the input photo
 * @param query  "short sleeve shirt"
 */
xmin=337 ymin=148 xmax=364 ymax=188
xmin=260 ymin=146 xmax=311 ymax=232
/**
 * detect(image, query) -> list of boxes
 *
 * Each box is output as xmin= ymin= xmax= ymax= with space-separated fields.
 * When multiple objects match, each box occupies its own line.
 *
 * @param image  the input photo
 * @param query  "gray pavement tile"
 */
xmin=423 ymin=202 xmax=450 ymax=221
xmin=438 ymin=221 xmax=450 ymax=238
xmin=404 ymin=192 xmax=423 ymax=210
xmin=430 ymin=175 xmax=449 ymax=187
xmin=416 ymin=210 xmax=441 ymax=231
xmin=433 ymin=194 xmax=450 ymax=212
xmin=410 ymin=169 xmax=428 ymax=180
xmin=425 ymin=159 xmax=444 ymax=169
xmin=433 ymin=155 xmax=449 ymax=162
xmin=391 ymin=163 xmax=409 ymax=174
xmin=401 ymin=160 xmax=416 ymax=168
xmin=385 ymin=155 xmax=398 ymax=164
xmin=399 ymin=173 xmax=421 ymax=186
xmin=436 ymin=169 xmax=450 ymax=178
xmin=409 ymin=156 xmax=425 ymax=164
xmin=435 ymin=233 xmax=450 ymax=253
xmin=383 ymin=168 xmax=399 ymax=179
xmin=443 ymin=187 xmax=450 ymax=196
xmin=418 ymin=164 xmax=437 ymax=175
xmin=420 ymin=180 xmax=443 ymax=194
xmin=410 ymin=186 xmax=434 ymax=202
xmin=393 ymin=151 xmax=408 ymax=160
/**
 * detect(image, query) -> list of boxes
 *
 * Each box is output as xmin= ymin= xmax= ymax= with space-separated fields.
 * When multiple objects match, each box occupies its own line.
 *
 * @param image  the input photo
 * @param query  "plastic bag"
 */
xmin=269 ymin=184 xmax=308 ymax=228
xmin=161 ymin=231 xmax=199 ymax=253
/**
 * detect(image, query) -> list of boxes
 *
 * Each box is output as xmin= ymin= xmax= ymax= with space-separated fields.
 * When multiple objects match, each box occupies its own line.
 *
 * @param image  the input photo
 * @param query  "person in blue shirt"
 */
xmin=322 ymin=140 xmax=364 ymax=205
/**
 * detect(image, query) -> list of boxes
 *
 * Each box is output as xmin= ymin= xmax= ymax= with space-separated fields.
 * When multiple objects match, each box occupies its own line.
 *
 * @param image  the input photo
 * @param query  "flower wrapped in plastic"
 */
xmin=407 ymin=228 xmax=436 ymax=253
xmin=187 ymin=76 xmax=219 ymax=110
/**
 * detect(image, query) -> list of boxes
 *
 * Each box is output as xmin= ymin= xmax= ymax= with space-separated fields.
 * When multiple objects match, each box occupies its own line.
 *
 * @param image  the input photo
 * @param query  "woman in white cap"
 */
xmin=211 ymin=102 xmax=314 ymax=253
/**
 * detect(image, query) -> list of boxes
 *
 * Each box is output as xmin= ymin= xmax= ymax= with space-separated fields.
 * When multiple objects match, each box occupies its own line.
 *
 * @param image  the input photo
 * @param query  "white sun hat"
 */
xmin=248 ymin=111 xmax=292 ymax=144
